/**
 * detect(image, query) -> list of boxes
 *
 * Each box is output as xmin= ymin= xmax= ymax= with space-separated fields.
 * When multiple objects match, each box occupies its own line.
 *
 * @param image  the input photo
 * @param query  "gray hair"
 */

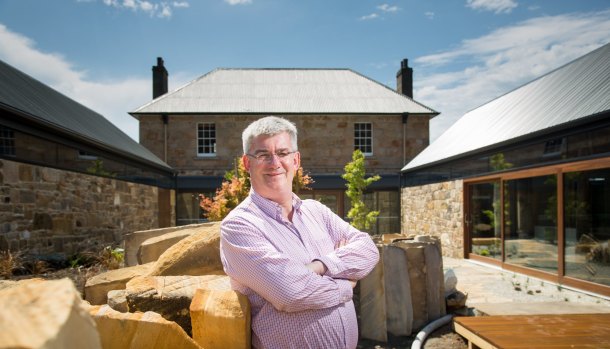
xmin=242 ymin=116 xmax=298 ymax=154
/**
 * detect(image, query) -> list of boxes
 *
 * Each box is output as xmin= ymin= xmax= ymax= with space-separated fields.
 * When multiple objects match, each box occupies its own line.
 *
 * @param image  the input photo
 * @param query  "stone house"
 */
xmin=0 ymin=59 xmax=175 ymax=256
xmin=401 ymin=43 xmax=610 ymax=297
xmin=131 ymin=58 xmax=438 ymax=233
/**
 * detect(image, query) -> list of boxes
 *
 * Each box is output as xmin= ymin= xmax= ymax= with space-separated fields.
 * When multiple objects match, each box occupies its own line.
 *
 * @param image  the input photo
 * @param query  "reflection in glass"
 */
xmin=564 ymin=169 xmax=610 ymax=286
xmin=468 ymin=182 xmax=502 ymax=260
xmin=504 ymin=175 xmax=558 ymax=272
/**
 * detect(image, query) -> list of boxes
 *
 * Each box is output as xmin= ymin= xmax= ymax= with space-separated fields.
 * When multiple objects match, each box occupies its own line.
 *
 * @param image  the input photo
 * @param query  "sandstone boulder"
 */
xmin=84 ymin=262 xmax=154 ymax=305
xmin=137 ymin=229 xmax=194 ymax=264
xmin=89 ymin=305 xmax=202 ymax=349
xmin=125 ymin=274 xmax=229 ymax=335
xmin=0 ymin=278 xmax=101 ymax=349
xmin=124 ymin=223 xmax=207 ymax=266
xmin=107 ymin=289 xmax=128 ymax=312
xmin=147 ymin=221 xmax=224 ymax=276
xmin=190 ymin=288 xmax=251 ymax=349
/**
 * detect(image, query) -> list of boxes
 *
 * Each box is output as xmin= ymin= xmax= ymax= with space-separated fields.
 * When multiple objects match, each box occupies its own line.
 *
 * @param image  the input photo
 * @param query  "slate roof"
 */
xmin=403 ymin=43 xmax=610 ymax=172
xmin=131 ymin=68 xmax=438 ymax=116
xmin=0 ymin=59 xmax=171 ymax=171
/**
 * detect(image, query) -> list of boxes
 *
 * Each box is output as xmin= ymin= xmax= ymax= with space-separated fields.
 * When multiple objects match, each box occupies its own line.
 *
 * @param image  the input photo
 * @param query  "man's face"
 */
xmin=243 ymin=132 xmax=300 ymax=202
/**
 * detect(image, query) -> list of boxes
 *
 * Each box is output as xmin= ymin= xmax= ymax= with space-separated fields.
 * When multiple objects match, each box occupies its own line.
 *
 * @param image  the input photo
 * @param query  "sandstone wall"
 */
xmin=401 ymin=180 xmax=464 ymax=258
xmin=139 ymin=114 xmax=431 ymax=177
xmin=0 ymin=159 xmax=175 ymax=255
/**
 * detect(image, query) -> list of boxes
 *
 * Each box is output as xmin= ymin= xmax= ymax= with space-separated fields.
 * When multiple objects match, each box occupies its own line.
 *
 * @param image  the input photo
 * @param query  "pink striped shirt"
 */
xmin=220 ymin=189 xmax=379 ymax=349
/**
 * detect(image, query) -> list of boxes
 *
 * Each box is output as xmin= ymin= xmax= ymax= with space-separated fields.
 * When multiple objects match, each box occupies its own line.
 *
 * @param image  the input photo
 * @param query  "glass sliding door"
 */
xmin=467 ymin=181 xmax=502 ymax=260
xmin=564 ymin=169 xmax=610 ymax=286
xmin=503 ymin=175 xmax=558 ymax=273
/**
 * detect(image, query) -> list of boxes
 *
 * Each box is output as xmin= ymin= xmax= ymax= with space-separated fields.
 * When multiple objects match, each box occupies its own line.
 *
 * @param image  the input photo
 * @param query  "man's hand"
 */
xmin=305 ymin=260 xmax=327 ymax=275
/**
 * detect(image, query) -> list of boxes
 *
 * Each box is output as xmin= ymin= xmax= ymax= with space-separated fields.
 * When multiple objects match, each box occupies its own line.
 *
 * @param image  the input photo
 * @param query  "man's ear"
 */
xmin=293 ymin=151 xmax=301 ymax=169
xmin=242 ymin=154 xmax=251 ymax=171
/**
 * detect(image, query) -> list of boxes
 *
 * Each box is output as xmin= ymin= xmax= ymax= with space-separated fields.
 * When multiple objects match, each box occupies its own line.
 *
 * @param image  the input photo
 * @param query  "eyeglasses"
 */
xmin=246 ymin=150 xmax=296 ymax=163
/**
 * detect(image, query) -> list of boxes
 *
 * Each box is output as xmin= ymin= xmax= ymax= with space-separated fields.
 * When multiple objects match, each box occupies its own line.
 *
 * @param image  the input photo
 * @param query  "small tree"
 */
xmin=200 ymin=157 xmax=313 ymax=221
xmin=342 ymin=149 xmax=380 ymax=232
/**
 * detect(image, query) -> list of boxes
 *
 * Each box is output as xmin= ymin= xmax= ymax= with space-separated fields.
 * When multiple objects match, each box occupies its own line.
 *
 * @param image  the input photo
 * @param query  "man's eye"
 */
xmin=277 ymin=152 xmax=289 ymax=158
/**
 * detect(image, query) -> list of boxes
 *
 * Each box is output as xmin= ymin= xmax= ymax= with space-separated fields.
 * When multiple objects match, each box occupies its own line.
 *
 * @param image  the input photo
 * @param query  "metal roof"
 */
xmin=131 ymin=68 xmax=437 ymax=116
xmin=0 ymin=59 xmax=171 ymax=171
xmin=403 ymin=43 xmax=610 ymax=172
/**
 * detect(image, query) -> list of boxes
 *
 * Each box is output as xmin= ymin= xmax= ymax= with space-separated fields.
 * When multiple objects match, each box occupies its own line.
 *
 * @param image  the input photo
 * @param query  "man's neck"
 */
xmin=253 ymin=188 xmax=295 ymax=221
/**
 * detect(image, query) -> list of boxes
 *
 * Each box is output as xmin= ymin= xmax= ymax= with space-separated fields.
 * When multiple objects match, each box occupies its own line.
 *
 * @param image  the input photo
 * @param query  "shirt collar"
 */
xmin=250 ymin=188 xmax=302 ymax=222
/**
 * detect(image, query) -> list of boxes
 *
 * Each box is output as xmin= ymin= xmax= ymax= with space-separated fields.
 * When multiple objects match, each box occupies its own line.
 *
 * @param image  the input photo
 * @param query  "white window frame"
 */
xmin=197 ymin=123 xmax=216 ymax=157
xmin=354 ymin=122 xmax=373 ymax=156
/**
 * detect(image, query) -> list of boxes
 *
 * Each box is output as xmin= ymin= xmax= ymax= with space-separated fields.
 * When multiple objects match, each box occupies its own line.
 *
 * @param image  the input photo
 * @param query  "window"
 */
xmin=197 ymin=123 xmax=216 ymax=156
xmin=354 ymin=123 xmax=372 ymax=156
xmin=78 ymin=150 xmax=98 ymax=160
xmin=0 ymin=126 xmax=15 ymax=156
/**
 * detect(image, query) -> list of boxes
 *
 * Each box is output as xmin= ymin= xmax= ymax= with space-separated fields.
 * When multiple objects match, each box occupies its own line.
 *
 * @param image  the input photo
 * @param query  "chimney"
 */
xmin=152 ymin=57 xmax=168 ymax=99
xmin=396 ymin=58 xmax=413 ymax=98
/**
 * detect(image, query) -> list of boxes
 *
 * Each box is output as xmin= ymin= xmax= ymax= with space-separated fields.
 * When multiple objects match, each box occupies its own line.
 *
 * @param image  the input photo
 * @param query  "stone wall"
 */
xmin=401 ymin=179 xmax=464 ymax=258
xmin=139 ymin=114 xmax=431 ymax=177
xmin=0 ymin=159 xmax=174 ymax=256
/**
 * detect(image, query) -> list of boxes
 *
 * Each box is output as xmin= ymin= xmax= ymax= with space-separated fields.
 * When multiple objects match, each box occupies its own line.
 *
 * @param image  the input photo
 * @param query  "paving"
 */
xmin=442 ymin=257 xmax=610 ymax=316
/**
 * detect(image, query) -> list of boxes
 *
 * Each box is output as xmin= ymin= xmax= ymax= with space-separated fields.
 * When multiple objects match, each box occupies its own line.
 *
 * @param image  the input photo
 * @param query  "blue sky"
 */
xmin=0 ymin=0 xmax=609 ymax=142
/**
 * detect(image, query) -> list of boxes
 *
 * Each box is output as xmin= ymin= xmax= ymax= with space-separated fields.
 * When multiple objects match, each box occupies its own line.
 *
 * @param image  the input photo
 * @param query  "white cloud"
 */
xmin=378 ymin=4 xmax=400 ymax=13
xmin=425 ymin=11 xmax=435 ymax=20
xmin=413 ymin=10 xmax=610 ymax=141
xmin=99 ymin=0 xmax=188 ymax=18
xmin=359 ymin=13 xmax=379 ymax=21
xmin=173 ymin=1 xmax=189 ymax=8
xmin=0 ymin=23 xmax=190 ymax=141
xmin=224 ymin=0 xmax=252 ymax=5
xmin=466 ymin=0 xmax=518 ymax=14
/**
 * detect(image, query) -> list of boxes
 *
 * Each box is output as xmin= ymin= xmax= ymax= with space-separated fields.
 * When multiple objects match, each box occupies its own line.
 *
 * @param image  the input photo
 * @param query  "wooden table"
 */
xmin=453 ymin=314 xmax=610 ymax=349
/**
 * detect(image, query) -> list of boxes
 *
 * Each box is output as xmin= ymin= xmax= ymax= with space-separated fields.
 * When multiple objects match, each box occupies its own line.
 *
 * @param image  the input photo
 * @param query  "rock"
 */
xmin=444 ymin=269 xmax=458 ymax=296
xmin=125 ymin=274 xmax=229 ymax=336
xmin=359 ymin=244 xmax=387 ymax=342
xmin=137 ymin=229 xmax=195 ymax=265
xmin=446 ymin=290 xmax=468 ymax=310
xmin=89 ymin=305 xmax=202 ymax=349
xmin=0 ymin=278 xmax=101 ymax=349
xmin=124 ymin=223 xmax=207 ymax=266
xmin=84 ymin=262 xmax=154 ymax=305
xmin=190 ymin=288 xmax=251 ymax=349
xmin=107 ymin=289 xmax=128 ymax=312
xmin=400 ymin=242 xmax=428 ymax=331
xmin=147 ymin=221 xmax=224 ymax=276
xmin=383 ymin=244 xmax=413 ymax=336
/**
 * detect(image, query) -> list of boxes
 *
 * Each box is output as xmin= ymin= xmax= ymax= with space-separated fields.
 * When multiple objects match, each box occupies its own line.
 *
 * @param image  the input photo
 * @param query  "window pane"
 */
xmin=468 ymin=181 xmax=502 ymax=259
xmin=354 ymin=123 xmax=372 ymax=155
xmin=504 ymin=175 xmax=558 ymax=273
xmin=197 ymin=123 xmax=216 ymax=155
xmin=564 ymin=169 xmax=610 ymax=286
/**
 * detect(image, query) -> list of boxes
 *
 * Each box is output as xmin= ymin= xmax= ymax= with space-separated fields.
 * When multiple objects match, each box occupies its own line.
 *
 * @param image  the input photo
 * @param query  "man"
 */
xmin=220 ymin=116 xmax=380 ymax=349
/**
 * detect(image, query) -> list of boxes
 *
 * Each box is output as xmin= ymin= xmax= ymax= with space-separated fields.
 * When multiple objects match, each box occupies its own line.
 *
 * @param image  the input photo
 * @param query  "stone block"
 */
xmin=147 ymin=221 xmax=223 ymax=276
xmin=383 ymin=244 xmax=413 ymax=336
xmin=89 ymin=305 xmax=202 ymax=349
xmin=190 ymin=288 xmax=251 ymax=349
xmin=359 ymin=244 xmax=387 ymax=342
xmin=0 ymin=278 xmax=101 ymax=349
xmin=398 ymin=241 xmax=428 ymax=331
xmin=84 ymin=262 xmax=154 ymax=305
xmin=125 ymin=274 xmax=229 ymax=336
xmin=107 ymin=289 xmax=128 ymax=312
xmin=137 ymin=229 xmax=194 ymax=265
xmin=124 ymin=223 xmax=207 ymax=266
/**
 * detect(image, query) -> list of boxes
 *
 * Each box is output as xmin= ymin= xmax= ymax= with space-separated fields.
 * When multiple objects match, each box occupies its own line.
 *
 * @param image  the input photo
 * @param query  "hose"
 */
xmin=411 ymin=314 xmax=454 ymax=349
